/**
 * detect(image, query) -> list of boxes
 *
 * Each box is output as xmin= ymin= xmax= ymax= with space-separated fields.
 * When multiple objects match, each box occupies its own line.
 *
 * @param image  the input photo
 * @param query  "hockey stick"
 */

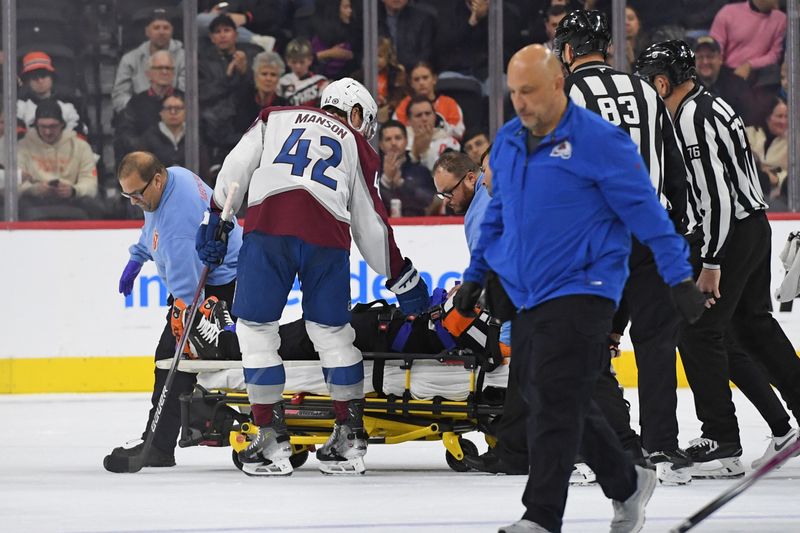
xmin=671 ymin=436 xmax=800 ymax=532
xmin=104 ymin=183 xmax=239 ymax=474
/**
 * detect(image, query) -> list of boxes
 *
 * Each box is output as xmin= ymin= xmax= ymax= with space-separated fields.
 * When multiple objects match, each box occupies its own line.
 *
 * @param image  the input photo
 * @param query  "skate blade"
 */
xmin=689 ymin=458 xmax=744 ymax=479
xmin=569 ymin=463 xmax=597 ymax=486
xmin=318 ymin=457 xmax=366 ymax=475
xmin=656 ymin=463 xmax=692 ymax=485
xmin=241 ymin=458 xmax=293 ymax=477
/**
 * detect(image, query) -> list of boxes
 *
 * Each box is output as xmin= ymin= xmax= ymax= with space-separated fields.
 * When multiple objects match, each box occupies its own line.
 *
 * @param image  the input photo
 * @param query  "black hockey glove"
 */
xmin=453 ymin=281 xmax=483 ymax=317
xmin=671 ymin=278 xmax=706 ymax=325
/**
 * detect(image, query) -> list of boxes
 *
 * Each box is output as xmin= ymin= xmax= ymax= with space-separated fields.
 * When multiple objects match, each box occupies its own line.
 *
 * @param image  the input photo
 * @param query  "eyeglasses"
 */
xmin=121 ymin=173 xmax=157 ymax=200
xmin=151 ymin=66 xmax=175 ymax=72
xmin=436 ymin=171 xmax=470 ymax=200
xmin=162 ymin=105 xmax=185 ymax=113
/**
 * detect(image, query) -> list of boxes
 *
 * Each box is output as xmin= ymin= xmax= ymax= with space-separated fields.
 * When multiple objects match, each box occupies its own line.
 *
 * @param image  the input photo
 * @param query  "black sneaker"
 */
xmin=462 ymin=449 xmax=527 ymax=475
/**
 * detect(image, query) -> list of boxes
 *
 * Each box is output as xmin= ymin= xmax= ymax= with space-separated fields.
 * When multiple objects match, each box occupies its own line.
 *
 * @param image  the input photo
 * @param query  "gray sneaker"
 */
xmin=610 ymin=465 xmax=657 ymax=533
xmin=498 ymin=519 xmax=552 ymax=533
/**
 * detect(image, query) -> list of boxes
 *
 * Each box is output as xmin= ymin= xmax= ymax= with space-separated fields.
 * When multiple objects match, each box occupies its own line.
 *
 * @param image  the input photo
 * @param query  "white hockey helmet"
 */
xmin=320 ymin=77 xmax=379 ymax=139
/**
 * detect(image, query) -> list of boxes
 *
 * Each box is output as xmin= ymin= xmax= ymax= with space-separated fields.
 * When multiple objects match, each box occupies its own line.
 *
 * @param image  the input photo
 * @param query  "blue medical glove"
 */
xmin=118 ymin=260 xmax=143 ymax=296
xmin=196 ymin=210 xmax=234 ymax=268
xmin=386 ymin=259 xmax=430 ymax=316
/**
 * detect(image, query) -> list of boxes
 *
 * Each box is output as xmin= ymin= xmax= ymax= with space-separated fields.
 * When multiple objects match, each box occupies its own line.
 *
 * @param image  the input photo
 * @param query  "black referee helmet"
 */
xmin=553 ymin=10 xmax=611 ymax=68
xmin=634 ymin=40 xmax=697 ymax=88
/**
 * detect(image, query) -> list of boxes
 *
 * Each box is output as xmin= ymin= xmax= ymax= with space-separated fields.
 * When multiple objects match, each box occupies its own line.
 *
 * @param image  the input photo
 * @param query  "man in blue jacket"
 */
xmin=103 ymin=152 xmax=243 ymax=473
xmin=454 ymin=45 xmax=705 ymax=533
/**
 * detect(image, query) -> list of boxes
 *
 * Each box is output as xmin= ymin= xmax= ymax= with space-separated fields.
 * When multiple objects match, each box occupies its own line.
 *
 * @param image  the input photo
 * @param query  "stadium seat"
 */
xmin=436 ymin=76 xmax=487 ymax=132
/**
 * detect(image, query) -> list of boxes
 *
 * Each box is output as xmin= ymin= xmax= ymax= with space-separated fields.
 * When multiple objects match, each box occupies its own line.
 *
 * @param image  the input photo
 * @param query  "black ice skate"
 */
xmin=207 ymin=298 xmax=241 ymax=359
xmin=685 ymin=437 xmax=744 ymax=479
xmin=648 ymin=448 xmax=693 ymax=485
xmin=316 ymin=400 xmax=368 ymax=475
xmin=238 ymin=403 xmax=293 ymax=476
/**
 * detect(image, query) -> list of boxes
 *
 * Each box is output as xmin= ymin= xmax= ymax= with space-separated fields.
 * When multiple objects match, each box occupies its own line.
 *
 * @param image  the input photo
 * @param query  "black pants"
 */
xmin=619 ymin=239 xmax=681 ymax=452
xmin=495 ymin=338 xmax=643 ymax=472
xmin=143 ymin=280 xmax=237 ymax=453
xmin=515 ymin=295 xmax=636 ymax=533
xmin=680 ymin=212 xmax=800 ymax=444
xmin=727 ymin=334 xmax=792 ymax=437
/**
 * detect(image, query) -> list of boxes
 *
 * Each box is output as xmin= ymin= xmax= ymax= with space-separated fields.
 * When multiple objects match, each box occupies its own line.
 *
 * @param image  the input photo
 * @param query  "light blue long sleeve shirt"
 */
xmin=464 ymin=172 xmax=511 ymax=345
xmin=129 ymin=166 xmax=242 ymax=302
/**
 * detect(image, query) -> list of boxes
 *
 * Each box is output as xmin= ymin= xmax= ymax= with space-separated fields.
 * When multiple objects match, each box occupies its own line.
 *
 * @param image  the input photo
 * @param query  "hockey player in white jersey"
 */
xmin=196 ymin=78 xmax=430 ymax=476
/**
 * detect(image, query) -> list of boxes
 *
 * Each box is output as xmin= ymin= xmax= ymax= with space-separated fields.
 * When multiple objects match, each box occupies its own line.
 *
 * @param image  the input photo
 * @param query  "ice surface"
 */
xmin=2 ymin=389 xmax=799 ymax=533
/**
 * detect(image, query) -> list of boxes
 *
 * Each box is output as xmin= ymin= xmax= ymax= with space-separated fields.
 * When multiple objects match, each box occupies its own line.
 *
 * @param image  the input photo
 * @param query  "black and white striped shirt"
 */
xmin=565 ymin=62 xmax=687 ymax=226
xmin=673 ymin=84 xmax=767 ymax=266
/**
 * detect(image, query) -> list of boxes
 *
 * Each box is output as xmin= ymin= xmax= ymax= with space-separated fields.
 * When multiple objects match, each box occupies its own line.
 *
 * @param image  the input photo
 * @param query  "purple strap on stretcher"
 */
xmin=391 ymin=321 xmax=414 ymax=352
xmin=433 ymin=321 xmax=457 ymax=350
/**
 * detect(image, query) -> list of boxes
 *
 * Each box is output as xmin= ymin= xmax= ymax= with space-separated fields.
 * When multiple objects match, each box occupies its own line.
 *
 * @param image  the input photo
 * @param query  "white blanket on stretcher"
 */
xmin=159 ymin=359 xmax=509 ymax=402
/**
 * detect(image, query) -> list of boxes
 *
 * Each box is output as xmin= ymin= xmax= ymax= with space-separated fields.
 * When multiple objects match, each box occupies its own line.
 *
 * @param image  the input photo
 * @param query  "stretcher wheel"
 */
xmin=290 ymin=450 xmax=309 ymax=469
xmin=445 ymin=437 xmax=478 ymax=472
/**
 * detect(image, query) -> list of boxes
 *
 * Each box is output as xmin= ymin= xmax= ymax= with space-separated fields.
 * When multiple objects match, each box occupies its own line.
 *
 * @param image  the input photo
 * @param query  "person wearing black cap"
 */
xmin=17 ymin=99 xmax=103 ymax=219
xmin=694 ymin=35 xmax=753 ymax=124
xmin=113 ymin=8 xmax=186 ymax=113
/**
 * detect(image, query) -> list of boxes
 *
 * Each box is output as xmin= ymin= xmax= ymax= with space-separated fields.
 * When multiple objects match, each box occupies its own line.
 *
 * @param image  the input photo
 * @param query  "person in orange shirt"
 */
xmin=393 ymin=62 xmax=465 ymax=139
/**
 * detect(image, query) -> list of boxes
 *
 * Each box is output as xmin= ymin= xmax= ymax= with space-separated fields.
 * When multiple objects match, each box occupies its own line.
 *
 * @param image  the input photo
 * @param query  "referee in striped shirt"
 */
xmin=635 ymin=40 xmax=800 ymax=477
xmin=554 ymin=10 xmax=692 ymax=484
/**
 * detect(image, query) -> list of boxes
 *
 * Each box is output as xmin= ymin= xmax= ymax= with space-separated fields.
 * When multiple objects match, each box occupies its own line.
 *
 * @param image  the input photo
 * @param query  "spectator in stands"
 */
xmin=378 ymin=120 xmax=437 ymax=217
xmin=694 ymin=36 xmax=753 ymax=123
xmin=311 ymin=0 xmax=361 ymax=80
xmin=236 ymin=51 xmax=289 ymax=132
xmin=277 ymin=38 xmax=328 ymax=107
xmin=543 ymin=5 xmax=568 ymax=51
xmin=393 ymin=62 xmax=465 ymax=140
xmin=139 ymin=93 xmax=187 ymax=169
xmin=376 ymin=36 xmax=407 ymax=123
xmin=747 ymin=96 xmax=788 ymax=201
xmin=626 ymin=0 xmax=685 ymax=42
xmin=17 ymin=52 xmax=88 ymax=137
xmin=433 ymin=0 xmax=522 ymax=82
xmin=113 ymin=8 xmax=185 ymax=113
xmin=199 ymin=14 xmax=257 ymax=167
xmin=405 ymin=95 xmax=460 ymax=172
xmin=526 ymin=0 xmax=579 ymax=45
xmin=17 ymin=100 xmax=102 ymax=220
xmin=197 ymin=0 xmax=289 ymax=52
xmin=624 ymin=6 xmax=646 ymax=72
xmin=378 ymin=0 xmax=434 ymax=72
xmin=461 ymin=129 xmax=490 ymax=166
xmin=115 ymin=51 xmax=181 ymax=160
xmin=710 ymin=0 xmax=787 ymax=82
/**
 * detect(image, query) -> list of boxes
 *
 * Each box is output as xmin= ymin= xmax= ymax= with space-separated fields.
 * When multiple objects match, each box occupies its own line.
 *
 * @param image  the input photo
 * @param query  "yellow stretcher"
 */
xmin=173 ymin=350 xmax=507 ymax=471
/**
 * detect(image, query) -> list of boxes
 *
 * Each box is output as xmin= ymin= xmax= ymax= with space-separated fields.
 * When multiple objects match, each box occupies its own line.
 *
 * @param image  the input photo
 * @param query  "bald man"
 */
xmin=454 ymin=45 xmax=705 ymax=533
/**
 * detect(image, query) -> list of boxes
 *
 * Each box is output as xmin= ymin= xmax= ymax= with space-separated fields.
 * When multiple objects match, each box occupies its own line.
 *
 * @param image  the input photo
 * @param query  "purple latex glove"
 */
xmin=118 ymin=260 xmax=143 ymax=296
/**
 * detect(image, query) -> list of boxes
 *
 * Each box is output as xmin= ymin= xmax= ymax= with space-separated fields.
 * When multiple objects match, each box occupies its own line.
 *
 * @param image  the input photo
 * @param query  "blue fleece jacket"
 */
xmin=463 ymin=101 xmax=691 ymax=310
xmin=129 ymin=166 xmax=243 ymax=302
